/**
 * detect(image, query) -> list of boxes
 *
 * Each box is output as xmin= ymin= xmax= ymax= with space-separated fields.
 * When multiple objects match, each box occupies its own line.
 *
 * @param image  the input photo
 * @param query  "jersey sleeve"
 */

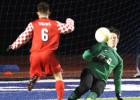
xmin=82 ymin=43 xmax=105 ymax=62
xmin=90 ymin=43 xmax=105 ymax=57
xmin=57 ymin=18 xmax=75 ymax=34
xmin=11 ymin=22 xmax=33 ymax=49
xmin=82 ymin=49 xmax=93 ymax=62
xmin=113 ymin=60 xmax=123 ymax=94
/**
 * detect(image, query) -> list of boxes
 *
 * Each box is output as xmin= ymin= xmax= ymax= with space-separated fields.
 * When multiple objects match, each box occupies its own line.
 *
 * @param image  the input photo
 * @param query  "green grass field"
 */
xmin=96 ymin=97 xmax=140 ymax=100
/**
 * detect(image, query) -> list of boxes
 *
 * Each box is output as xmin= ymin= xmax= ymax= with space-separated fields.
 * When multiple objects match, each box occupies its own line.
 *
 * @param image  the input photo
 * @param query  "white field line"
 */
xmin=0 ymin=78 xmax=139 ymax=83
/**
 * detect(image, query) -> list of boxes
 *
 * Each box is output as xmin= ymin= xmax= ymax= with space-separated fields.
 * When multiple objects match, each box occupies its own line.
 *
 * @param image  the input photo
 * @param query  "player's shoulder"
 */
xmin=49 ymin=18 xmax=58 ymax=24
xmin=49 ymin=19 xmax=60 ymax=27
xmin=30 ymin=18 xmax=58 ymax=27
xmin=31 ymin=19 xmax=40 ymax=23
xmin=26 ymin=19 xmax=38 ymax=26
xmin=94 ymin=42 xmax=107 ymax=48
xmin=118 ymin=53 xmax=123 ymax=62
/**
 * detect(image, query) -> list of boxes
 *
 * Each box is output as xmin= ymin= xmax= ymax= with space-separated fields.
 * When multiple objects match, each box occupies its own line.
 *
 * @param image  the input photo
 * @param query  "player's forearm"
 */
xmin=58 ymin=18 xmax=75 ymax=34
xmin=10 ymin=22 xmax=33 ymax=50
xmin=114 ymin=75 xmax=122 ymax=94
xmin=115 ymin=81 xmax=121 ymax=94
xmin=11 ymin=31 xmax=32 ymax=50
xmin=114 ymin=64 xmax=123 ymax=93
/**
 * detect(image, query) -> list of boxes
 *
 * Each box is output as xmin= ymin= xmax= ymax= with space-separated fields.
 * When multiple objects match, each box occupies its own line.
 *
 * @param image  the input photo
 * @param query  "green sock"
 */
xmin=85 ymin=92 xmax=97 ymax=100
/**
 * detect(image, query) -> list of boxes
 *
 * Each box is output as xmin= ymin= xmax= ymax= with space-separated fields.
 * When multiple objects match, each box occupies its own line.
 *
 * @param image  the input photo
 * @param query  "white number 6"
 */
xmin=41 ymin=28 xmax=48 ymax=41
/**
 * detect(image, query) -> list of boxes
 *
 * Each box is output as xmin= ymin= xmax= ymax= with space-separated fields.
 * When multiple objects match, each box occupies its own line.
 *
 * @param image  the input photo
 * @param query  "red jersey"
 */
xmin=31 ymin=18 xmax=60 ymax=52
xmin=11 ymin=18 xmax=74 ymax=52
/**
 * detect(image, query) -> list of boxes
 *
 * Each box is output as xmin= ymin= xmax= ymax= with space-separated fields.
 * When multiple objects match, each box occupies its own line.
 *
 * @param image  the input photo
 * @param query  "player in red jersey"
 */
xmin=7 ymin=2 xmax=74 ymax=100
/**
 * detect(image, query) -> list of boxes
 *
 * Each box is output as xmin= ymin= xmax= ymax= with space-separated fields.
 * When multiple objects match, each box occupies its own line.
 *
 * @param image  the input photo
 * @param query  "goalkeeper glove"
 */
xmin=116 ymin=93 xmax=123 ymax=100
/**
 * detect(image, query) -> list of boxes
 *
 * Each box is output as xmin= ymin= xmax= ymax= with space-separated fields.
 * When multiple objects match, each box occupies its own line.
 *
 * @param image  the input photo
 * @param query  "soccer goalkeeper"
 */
xmin=7 ymin=1 xmax=74 ymax=100
xmin=68 ymin=27 xmax=123 ymax=100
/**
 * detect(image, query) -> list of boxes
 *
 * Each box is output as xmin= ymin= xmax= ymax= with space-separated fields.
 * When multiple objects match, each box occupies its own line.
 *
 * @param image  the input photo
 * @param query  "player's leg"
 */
xmin=53 ymin=72 xmax=64 ymax=100
xmin=68 ymin=68 xmax=93 ymax=100
xmin=44 ymin=52 xmax=64 ymax=100
xmin=27 ymin=74 xmax=39 ymax=91
xmin=85 ymin=79 xmax=106 ymax=100
xmin=28 ymin=53 xmax=42 ymax=91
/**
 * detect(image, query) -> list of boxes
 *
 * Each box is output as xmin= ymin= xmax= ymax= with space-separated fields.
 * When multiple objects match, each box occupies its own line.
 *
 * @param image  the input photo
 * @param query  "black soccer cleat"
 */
xmin=27 ymin=82 xmax=34 ymax=91
xmin=27 ymin=75 xmax=38 ymax=91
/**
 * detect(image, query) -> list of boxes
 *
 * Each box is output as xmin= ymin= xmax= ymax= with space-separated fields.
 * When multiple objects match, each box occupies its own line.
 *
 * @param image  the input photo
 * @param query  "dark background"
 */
xmin=0 ymin=0 xmax=139 ymax=69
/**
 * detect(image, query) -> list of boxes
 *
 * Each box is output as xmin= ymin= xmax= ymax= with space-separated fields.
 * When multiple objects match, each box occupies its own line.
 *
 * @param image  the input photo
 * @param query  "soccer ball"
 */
xmin=95 ymin=27 xmax=111 ymax=43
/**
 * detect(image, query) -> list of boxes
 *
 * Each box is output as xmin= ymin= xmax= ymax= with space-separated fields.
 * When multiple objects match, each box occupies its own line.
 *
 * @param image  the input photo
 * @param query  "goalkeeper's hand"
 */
xmin=116 ymin=93 xmax=123 ymax=100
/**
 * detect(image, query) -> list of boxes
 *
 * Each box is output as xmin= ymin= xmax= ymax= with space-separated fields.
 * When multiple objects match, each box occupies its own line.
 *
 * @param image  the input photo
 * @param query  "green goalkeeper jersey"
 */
xmin=82 ymin=42 xmax=123 ymax=93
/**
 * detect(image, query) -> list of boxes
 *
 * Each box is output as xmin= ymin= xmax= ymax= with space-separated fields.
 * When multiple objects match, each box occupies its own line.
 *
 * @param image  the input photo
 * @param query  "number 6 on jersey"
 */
xmin=41 ymin=28 xmax=48 ymax=41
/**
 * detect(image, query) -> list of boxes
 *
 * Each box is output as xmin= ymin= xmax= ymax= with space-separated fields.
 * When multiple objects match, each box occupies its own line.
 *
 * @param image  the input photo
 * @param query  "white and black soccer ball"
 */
xmin=95 ymin=27 xmax=111 ymax=43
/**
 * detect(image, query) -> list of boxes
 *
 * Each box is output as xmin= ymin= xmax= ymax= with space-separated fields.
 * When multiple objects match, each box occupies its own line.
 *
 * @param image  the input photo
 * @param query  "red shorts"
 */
xmin=29 ymin=51 xmax=62 ymax=78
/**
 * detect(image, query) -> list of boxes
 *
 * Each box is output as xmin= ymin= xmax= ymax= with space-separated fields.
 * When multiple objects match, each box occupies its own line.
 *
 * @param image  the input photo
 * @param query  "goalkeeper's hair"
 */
xmin=108 ymin=26 xmax=120 ymax=39
xmin=37 ymin=1 xmax=50 ymax=15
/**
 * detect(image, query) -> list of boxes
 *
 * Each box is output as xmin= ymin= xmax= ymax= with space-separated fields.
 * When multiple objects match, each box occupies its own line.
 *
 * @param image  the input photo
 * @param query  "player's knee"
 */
xmin=53 ymin=72 xmax=63 ymax=80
